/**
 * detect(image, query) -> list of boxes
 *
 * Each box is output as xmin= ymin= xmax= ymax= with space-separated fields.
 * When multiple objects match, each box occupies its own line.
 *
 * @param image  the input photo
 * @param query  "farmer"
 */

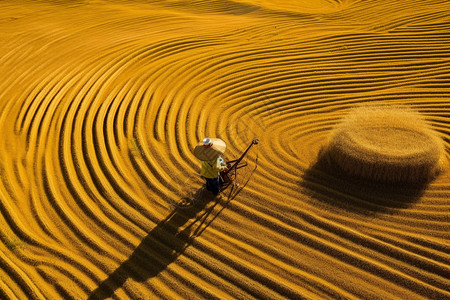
xmin=201 ymin=157 xmax=226 ymax=195
xmin=194 ymin=138 xmax=227 ymax=195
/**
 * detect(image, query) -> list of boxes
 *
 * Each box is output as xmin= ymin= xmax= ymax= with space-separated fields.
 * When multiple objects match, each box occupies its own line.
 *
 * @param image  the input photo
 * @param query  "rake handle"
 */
xmin=222 ymin=139 xmax=259 ymax=175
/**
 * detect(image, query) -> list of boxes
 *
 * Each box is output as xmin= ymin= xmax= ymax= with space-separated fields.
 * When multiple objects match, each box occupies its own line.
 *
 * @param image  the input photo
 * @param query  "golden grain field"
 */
xmin=0 ymin=0 xmax=449 ymax=299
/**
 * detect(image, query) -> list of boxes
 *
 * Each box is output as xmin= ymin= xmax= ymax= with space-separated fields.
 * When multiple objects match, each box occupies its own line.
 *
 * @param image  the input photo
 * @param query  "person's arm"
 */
xmin=216 ymin=158 xmax=225 ymax=172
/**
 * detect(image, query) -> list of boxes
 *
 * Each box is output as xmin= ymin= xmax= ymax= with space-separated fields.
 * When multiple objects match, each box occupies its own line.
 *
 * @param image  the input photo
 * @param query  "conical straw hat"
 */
xmin=193 ymin=138 xmax=226 ymax=161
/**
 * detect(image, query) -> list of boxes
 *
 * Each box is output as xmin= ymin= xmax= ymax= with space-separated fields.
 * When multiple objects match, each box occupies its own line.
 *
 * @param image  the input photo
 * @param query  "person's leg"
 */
xmin=205 ymin=178 xmax=212 ymax=191
xmin=211 ymin=177 xmax=220 ymax=195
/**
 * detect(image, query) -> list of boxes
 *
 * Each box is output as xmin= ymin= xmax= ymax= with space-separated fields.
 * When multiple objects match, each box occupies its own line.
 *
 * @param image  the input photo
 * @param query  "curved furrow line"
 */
xmin=284 ymin=28 xmax=449 ymax=49
xmin=26 ymin=249 xmax=106 ymax=295
xmin=0 ymin=249 xmax=45 ymax=299
xmin=12 ymin=40 xmax=140 ymax=137
xmin=163 ymin=264 xmax=247 ymax=300
xmin=83 ymin=80 xmax=152 ymax=227
xmin=202 ymin=211 xmax=422 ymax=299
xmin=304 ymin=33 xmax=450 ymax=55
xmin=257 ymin=114 xmax=333 ymax=157
xmin=281 ymin=132 xmax=333 ymax=167
xmin=128 ymin=46 xmax=238 ymax=197
xmin=29 ymin=183 xmax=65 ymax=242
xmin=0 ymin=181 xmax=60 ymax=252
xmin=368 ymin=231 xmax=450 ymax=267
xmin=251 ymin=194 xmax=448 ymax=275
xmin=156 ymin=55 xmax=226 ymax=163
xmin=38 ymin=159 xmax=143 ymax=295
xmin=174 ymin=90 xmax=218 ymax=172
xmin=259 ymin=134 xmax=308 ymax=178
xmin=127 ymin=138 xmax=180 ymax=207
xmin=116 ymin=83 xmax=179 ymax=205
xmin=0 ymin=33 xmax=60 ymax=78
xmin=374 ymin=10 xmax=450 ymax=33
xmin=94 ymin=81 xmax=165 ymax=219
xmin=191 ymin=230 xmax=356 ymax=299
xmin=224 ymin=201 xmax=450 ymax=298
xmin=295 ymin=212 xmax=450 ymax=285
xmin=139 ymin=38 xmax=224 ymax=144
xmin=164 ymin=262 xmax=253 ymax=300
xmin=42 ymin=155 xmax=121 ymax=261
xmin=94 ymin=86 xmax=129 ymax=179
xmin=151 ymin=0 xmax=264 ymax=16
xmin=57 ymin=135 xmax=146 ymax=255
xmin=36 ymin=266 xmax=86 ymax=299
xmin=0 ymin=222 xmax=100 ymax=300
xmin=234 ymin=189 xmax=448 ymax=278
xmin=186 ymin=241 xmax=308 ymax=299
xmin=99 ymin=84 xmax=182 ymax=216
xmin=19 ymin=68 xmax=82 ymax=163
xmin=14 ymin=70 xmax=60 ymax=137
xmin=387 ymin=10 xmax=450 ymax=33
xmin=402 ymin=22 xmax=450 ymax=34
xmin=0 ymin=274 xmax=18 ymax=300
xmin=54 ymin=59 xmax=152 ymax=249
xmin=132 ymin=107 xmax=197 ymax=202
xmin=59 ymin=44 xmax=160 ymax=196
xmin=199 ymin=56 xmax=448 ymax=118
xmin=214 ymin=219 xmax=422 ymax=297
xmin=3 ymin=33 xmax=118 ymax=131
xmin=330 ymin=0 xmax=448 ymax=24
xmin=300 ymin=167 xmax=439 ymax=213
xmin=314 ymin=210 xmax=450 ymax=254
xmin=0 ymin=152 xmax=30 ymax=206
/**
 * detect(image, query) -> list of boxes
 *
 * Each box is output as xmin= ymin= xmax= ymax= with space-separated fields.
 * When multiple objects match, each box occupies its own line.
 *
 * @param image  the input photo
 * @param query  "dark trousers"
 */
xmin=205 ymin=177 xmax=220 ymax=195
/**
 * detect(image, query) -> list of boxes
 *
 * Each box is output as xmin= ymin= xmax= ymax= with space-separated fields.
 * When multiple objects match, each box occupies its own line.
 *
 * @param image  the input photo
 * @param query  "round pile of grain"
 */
xmin=324 ymin=106 xmax=444 ymax=183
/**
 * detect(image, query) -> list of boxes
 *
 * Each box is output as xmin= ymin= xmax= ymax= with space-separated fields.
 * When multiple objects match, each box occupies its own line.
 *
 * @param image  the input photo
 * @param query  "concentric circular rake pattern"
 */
xmin=322 ymin=106 xmax=445 ymax=183
xmin=0 ymin=1 xmax=449 ymax=299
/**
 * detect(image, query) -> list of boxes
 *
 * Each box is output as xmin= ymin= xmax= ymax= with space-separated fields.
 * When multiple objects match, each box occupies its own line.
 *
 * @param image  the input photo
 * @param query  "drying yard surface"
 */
xmin=0 ymin=0 xmax=449 ymax=299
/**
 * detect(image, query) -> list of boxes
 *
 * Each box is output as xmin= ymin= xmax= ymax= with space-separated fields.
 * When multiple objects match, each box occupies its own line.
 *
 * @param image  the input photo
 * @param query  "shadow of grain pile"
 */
xmin=302 ymin=154 xmax=428 ymax=214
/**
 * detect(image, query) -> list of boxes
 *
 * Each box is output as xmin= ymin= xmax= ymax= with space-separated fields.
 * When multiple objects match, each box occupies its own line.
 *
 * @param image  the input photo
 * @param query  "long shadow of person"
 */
xmin=88 ymin=188 xmax=222 ymax=299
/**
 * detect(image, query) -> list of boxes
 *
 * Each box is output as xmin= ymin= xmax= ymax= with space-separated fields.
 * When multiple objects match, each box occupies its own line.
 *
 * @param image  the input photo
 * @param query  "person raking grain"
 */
xmin=193 ymin=137 xmax=227 ymax=195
